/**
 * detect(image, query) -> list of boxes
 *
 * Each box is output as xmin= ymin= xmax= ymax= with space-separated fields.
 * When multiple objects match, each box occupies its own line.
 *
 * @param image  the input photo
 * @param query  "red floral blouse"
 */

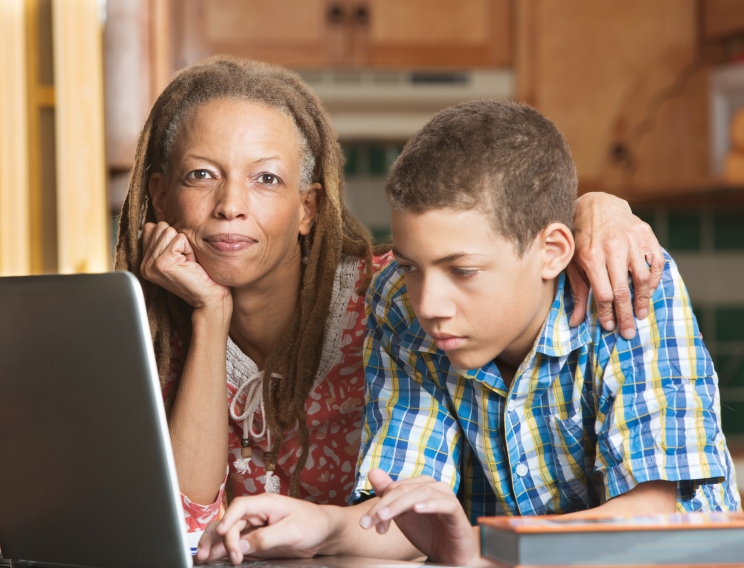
xmin=161 ymin=254 xmax=392 ymax=532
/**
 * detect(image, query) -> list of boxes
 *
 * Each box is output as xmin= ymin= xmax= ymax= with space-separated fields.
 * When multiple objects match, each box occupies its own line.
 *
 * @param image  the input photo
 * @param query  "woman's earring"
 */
xmin=302 ymin=235 xmax=311 ymax=265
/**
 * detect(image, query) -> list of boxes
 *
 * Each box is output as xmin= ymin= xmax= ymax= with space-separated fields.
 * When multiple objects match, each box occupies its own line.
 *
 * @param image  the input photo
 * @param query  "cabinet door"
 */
xmin=516 ymin=0 xmax=707 ymax=195
xmin=359 ymin=0 xmax=511 ymax=68
xmin=197 ymin=0 xmax=348 ymax=67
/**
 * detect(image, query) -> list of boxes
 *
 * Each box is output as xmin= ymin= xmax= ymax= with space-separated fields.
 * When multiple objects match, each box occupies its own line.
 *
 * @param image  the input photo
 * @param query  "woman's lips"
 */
xmin=431 ymin=334 xmax=467 ymax=351
xmin=203 ymin=234 xmax=256 ymax=253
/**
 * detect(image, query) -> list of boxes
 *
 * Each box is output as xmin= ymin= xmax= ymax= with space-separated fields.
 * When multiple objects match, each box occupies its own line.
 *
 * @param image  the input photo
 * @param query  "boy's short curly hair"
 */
xmin=385 ymin=100 xmax=577 ymax=256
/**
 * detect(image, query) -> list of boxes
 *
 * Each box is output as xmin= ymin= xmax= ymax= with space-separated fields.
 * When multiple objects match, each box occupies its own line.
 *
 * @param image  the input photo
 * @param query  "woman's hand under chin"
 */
xmin=140 ymin=221 xmax=232 ymax=312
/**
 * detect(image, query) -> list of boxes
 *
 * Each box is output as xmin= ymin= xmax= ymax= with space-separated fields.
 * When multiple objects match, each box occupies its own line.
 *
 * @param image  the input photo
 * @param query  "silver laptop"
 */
xmin=0 ymin=272 xmax=192 ymax=568
xmin=0 ymin=272 xmax=452 ymax=568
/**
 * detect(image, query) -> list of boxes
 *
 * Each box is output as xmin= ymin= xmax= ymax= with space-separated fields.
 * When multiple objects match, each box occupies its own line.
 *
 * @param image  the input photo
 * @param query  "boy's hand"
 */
xmin=360 ymin=469 xmax=478 ymax=566
xmin=194 ymin=494 xmax=336 ymax=564
xmin=570 ymin=192 xmax=664 ymax=340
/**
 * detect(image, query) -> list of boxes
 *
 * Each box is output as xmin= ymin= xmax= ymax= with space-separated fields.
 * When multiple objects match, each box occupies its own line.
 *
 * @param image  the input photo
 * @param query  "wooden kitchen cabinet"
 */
xmin=703 ymin=0 xmax=744 ymax=41
xmin=516 ymin=0 xmax=710 ymax=199
xmin=178 ymin=0 xmax=511 ymax=69
xmin=190 ymin=0 xmax=340 ymax=67
xmin=361 ymin=0 xmax=511 ymax=67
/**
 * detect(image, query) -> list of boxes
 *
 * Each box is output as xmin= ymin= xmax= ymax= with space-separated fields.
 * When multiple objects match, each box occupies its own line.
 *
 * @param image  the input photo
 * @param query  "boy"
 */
xmin=197 ymin=100 xmax=739 ymax=567
xmin=349 ymin=100 xmax=740 ymax=564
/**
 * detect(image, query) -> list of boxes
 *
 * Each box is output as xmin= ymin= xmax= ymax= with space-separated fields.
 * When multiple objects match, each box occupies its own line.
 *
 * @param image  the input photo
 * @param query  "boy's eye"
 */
xmin=257 ymin=173 xmax=279 ymax=185
xmin=186 ymin=169 xmax=214 ymax=181
xmin=452 ymin=268 xmax=478 ymax=278
xmin=399 ymin=264 xmax=417 ymax=274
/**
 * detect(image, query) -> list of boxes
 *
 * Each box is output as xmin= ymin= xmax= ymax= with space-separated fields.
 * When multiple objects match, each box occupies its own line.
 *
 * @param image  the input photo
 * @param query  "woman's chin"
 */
xmin=203 ymin=265 xmax=258 ymax=289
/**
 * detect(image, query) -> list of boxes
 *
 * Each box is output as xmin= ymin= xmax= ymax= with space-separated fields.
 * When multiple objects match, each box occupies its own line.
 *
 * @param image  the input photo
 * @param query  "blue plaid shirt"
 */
xmin=353 ymin=252 xmax=741 ymax=522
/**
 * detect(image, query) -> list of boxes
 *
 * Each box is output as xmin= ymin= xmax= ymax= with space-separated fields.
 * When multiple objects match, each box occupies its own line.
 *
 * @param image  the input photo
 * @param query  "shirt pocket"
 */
xmin=549 ymin=414 xmax=593 ymax=511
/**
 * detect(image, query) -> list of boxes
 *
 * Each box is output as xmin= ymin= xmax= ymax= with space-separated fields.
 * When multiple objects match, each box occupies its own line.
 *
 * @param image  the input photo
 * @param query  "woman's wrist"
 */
xmin=316 ymin=504 xmax=348 ymax=556
xmin=191 ymin=299 xmax=232 ymax=335
xmin=576 ymin=191 xmax=631 ymax=215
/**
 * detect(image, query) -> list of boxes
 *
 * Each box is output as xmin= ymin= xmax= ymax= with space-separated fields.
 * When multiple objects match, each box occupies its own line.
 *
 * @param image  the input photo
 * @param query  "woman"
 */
xmin=114 ymin=56 xmax=663 ymax=535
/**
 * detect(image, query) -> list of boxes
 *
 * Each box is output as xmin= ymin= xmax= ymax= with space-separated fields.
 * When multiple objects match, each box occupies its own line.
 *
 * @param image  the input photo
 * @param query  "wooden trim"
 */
xmin=149 ymin=0 xmax=173 ymax=101
xmin=52 ymin=0 xmax=109 ymax=273
xmin=26 ymin=0 xmax=44 ymax=272
xmin=0 ymin=0 xmax=31 ymax=276
xmin=514 ymin=0 xmax=538 ymax=105
xmin=703 ymin=0 xmax=744 ymax=41
xmin=37 ymin=85 xmax=55 ymax=107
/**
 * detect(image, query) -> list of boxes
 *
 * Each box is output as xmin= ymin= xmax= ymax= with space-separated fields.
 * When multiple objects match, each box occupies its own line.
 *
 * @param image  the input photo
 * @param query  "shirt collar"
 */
xmin=534 ymin=272 xmax=592 ymax=358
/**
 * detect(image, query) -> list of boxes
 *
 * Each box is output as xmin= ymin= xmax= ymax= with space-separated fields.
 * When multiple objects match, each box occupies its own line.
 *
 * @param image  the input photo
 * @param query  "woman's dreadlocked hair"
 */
xmin=113 ymin=56 xmax=376 ymax=497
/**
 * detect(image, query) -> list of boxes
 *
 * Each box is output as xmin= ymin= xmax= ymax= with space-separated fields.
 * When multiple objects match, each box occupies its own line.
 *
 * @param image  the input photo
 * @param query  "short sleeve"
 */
xmin=181 ymin=469 xmax=227 ymax=532
xmin=594 ymin=254 xmax=732 ymax=506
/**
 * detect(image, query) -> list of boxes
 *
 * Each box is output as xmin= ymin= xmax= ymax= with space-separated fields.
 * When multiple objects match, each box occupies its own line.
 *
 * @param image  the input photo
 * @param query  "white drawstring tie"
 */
xmin=229 ymin=370 xmax=282 ymax=493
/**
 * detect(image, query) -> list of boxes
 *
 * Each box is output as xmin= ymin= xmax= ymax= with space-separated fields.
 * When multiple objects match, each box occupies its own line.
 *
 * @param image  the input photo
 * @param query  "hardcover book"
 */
xmin=479 ymin=513 xmax=744 ymax=567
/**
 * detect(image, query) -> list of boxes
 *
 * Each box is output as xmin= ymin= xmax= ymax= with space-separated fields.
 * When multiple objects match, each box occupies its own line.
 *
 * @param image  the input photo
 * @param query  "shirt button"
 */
xmin=507 ymin=400 xmax=516 ymax=412
xmin=515 ymin=463 xmax=528 ymax=477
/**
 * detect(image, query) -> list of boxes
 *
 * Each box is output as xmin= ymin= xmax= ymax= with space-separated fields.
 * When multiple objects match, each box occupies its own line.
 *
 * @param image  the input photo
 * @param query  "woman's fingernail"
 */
xmin=377 ymin=507 xmax=390 ymax=520
xmin=359 ymin=515 xmax=371 ymax=528
xmin=414 ymin=502 xmax=427 ymax=511
xmin=230 ymin=551 xmax=238 ymax=563
xmin=622 ymin=327 xmax=636 ymax=339
xmin=376 ymin=523 xmax=387 ymax=534
xmin=240 ymin=540 xmax=251 ymax=554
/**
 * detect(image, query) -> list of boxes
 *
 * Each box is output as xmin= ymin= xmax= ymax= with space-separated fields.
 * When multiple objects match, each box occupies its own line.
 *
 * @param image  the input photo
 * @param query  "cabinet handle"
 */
xmin=328 ymin=3 xmax=345 ymax=24
xmin=355 ymin=4 xmax=369 ymax=26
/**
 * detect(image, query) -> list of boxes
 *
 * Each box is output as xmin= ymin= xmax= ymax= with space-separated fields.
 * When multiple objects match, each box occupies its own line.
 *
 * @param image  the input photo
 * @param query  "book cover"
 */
xmin=479 ymin=513 xmax=744 ymax=567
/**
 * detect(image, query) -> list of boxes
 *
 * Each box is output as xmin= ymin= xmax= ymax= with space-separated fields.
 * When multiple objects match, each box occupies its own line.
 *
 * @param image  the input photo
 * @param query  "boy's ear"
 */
xmin=299 ymin=183 xmax=323 ymax=236
xmin=540 ymin=222 xmax=575 ymax=280
xmin=149 ymin=173 xmax=168 ymax=223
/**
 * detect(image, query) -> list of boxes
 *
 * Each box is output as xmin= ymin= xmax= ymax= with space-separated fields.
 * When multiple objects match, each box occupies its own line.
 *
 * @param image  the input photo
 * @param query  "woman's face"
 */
xmin=149 ymin=99 xmax=321 ymax=289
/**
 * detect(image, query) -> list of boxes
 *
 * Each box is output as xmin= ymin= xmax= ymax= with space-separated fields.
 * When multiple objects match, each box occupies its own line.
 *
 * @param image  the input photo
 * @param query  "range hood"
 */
xmin=297 ymin=69 xmax=514 ymax=140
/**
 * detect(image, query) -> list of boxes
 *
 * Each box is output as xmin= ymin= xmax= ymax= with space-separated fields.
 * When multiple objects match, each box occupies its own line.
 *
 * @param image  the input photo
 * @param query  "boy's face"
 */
xmin=391 ymin=207 xmax=567 ymax=372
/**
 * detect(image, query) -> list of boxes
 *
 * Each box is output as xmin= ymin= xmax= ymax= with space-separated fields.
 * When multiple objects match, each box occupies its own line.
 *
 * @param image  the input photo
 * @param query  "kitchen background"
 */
xmin=3 ymin=0 xmax=744 ymax=455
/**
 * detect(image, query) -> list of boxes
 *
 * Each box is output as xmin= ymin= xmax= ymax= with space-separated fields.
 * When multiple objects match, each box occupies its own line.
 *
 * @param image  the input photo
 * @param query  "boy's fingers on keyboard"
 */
xmin=376 ymin=519 xmax=391 ymax=534
xmin=367 ymin=468 xmax=395 ymax=494
xmin=368 ymin=475 xmax=436 ymax=507
xmin=362 ymin=484 xmax=415 ymax=528
xmin=368 ymin=471 xmax=434 ymax=502
xmin=361 ymin=474 xmax=444 ymax=528
xmin=366 ymin=481 xmax=454 ymax=525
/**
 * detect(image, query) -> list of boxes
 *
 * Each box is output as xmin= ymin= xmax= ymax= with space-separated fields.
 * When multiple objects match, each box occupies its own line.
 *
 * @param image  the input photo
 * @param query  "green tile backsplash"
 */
xmin=668 ymin=211 xmax=702 ymax=251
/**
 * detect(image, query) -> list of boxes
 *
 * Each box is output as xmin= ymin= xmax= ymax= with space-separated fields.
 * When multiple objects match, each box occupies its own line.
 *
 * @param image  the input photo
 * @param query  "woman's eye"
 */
xmin=399 ymin=264 xmax=417 ymax=274
xmin=452 ymin=268 xmax=478 ymax=278
xmin=186 ymin=169 xmax=213 ymax=181
xmin=257 ymin=174 xmax=279 ymax=185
